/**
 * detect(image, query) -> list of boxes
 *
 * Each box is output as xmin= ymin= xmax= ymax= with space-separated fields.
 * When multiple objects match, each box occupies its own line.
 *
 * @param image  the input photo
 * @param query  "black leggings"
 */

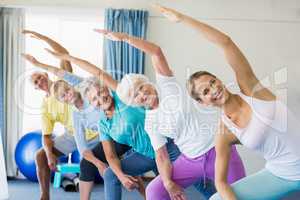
xmin=79 ymin=142 xmax=130 ymax=182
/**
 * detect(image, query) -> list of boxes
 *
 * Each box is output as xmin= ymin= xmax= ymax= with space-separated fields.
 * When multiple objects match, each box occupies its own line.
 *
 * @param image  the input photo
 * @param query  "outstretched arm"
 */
xmin=95 ymin=29 xmax=173 ymax=77
xmin=154 ymin=5 xmax=273 ymax=97
xmin=214 ymin=122 xmax=239 ymax=200
xmin=22 ymin=53 xmax=65 ymax=78
xmin=45 ymin=49 xmax=118 ymax=91
xmin=22 ymin=30 xmax=73 ymax=73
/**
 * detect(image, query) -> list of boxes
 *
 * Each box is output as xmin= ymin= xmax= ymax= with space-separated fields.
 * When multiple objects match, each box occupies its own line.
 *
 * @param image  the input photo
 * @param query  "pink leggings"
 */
xmin=146 ymin=146 xmax=246 ymax=200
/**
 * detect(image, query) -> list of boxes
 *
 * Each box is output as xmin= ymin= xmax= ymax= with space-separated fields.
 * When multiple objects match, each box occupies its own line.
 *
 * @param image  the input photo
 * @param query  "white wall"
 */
xmin=145 ymin=1 xmax=300 ymax=175
xmin=2 ymin=0 xmax=300 ymax=175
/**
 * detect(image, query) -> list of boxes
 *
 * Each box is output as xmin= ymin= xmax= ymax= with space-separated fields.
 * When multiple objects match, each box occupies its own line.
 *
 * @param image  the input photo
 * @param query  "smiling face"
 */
xmin=31 ymin=72 xmax=49 ymax=92
xmin=53 ymin=80 xmax=80 ymax=105
xmin=133 ymin=83 xmax=158 ymax=109
xmin=116 ymin=74 xmax=159 ymax=109
xmin=86 ymin=85 xmax=113 ymax=111
xmin=188 ymin=71 xmax=229 ymax=107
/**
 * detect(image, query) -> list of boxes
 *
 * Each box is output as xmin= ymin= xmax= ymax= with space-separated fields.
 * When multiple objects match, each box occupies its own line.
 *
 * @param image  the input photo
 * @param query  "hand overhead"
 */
xmin=21 ymin=53 xmax=41 ymax=66
xmin=22 ymin=29 xmax=46 ymax=40
xmin=152 ymin=4 xmax=183 ymax=23
xmin=94 ymin=29 xmax=127 ymax=42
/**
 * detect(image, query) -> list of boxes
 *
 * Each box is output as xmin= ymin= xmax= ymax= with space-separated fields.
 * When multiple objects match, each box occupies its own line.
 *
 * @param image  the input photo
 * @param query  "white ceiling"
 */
xmin=1 ymin=0 xmax=300 ymax=21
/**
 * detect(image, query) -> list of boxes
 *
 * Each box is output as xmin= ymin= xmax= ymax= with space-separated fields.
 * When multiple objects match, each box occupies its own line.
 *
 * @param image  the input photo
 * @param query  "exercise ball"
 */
xmin=15 ymin=131 xmax=69 ymax=182
xmin=71 ymin=150 xmax=81 ymax=164
xmin=15 ymin=131 xmax=42 ymax=182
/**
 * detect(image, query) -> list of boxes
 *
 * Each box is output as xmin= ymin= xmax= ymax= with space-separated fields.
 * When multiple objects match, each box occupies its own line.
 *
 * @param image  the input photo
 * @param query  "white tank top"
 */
xmin=222 ymin=92 xmax=300 ymax=181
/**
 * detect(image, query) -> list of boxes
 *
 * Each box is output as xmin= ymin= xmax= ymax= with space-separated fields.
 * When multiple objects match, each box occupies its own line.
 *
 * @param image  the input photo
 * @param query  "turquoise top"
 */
xmin=99 ymin=92 xmax=155 ymax=159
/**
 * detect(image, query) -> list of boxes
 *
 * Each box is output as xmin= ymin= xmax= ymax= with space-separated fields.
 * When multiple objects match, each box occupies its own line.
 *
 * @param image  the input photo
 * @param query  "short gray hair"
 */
xmin=116 ymin=73 xmax=149 ymax=106
xmin=77 ymin=76 xmax=104 ymax=97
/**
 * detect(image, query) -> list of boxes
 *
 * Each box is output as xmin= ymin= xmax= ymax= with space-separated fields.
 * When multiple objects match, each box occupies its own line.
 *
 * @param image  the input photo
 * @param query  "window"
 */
xmin=22 ymin=8 xmax=104 ymax=135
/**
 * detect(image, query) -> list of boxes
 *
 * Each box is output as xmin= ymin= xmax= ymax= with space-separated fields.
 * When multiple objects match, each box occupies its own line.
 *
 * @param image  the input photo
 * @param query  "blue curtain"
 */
xmin=104 ymin=8 xmax=148 ymax=80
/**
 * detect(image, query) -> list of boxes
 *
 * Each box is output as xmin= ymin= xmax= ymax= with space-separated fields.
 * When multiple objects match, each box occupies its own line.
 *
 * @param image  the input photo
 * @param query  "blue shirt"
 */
xmin=99 ymin=92 xmax=155 ymax=159
xmin=72 ymin=100 xmax=105 ymax=154
xmin=63 ymin=72 xmax=83 ymax=87
xmin=63 ymin=72 xmax=105 ymax=154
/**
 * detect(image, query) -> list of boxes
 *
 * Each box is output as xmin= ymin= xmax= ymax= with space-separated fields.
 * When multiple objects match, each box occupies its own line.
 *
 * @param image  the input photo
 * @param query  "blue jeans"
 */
xmin=210 ymin=169 xmax=300 ymax=200
xmin=103 ymin=140 xmax=216 ymax=200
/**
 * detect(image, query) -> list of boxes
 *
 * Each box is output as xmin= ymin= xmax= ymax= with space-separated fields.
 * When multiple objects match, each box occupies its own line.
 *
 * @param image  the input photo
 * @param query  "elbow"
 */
xmin=105 ymin=152 xmax=117 ymax=162
xmin=152 ymin=46 xmax=163 ymax=57
xmin=156 ymin=152 xmax=165 ymax=162
xmin=41 ymin=135 xmax=51 ymax=144
xmin=81 ymin=150 xmax=89 ymax=159
xmin=221 ymin=35 xmax=233 ymax=47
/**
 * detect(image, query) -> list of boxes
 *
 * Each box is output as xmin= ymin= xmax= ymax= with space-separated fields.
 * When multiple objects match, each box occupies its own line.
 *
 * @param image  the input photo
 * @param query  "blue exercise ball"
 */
xmin=15 ymin=131 xmax=69 ymax=182
xmin=71 ymin=150 xmax=81 ymax=164
xmin=15 ymin=131 xmax=42 ymax=182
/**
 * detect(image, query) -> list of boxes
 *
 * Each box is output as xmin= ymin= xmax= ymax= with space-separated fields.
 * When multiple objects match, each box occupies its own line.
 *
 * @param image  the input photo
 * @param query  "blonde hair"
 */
xmin=51 ymin=80 xmax=69 ymax=100
xmin=187 ymin=71 xmax=216 ymax=101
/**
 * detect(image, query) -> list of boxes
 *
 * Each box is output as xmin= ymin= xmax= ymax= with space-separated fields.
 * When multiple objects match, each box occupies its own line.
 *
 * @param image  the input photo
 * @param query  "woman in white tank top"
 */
xmin=155 ymin=5 xmax=300 ymax=200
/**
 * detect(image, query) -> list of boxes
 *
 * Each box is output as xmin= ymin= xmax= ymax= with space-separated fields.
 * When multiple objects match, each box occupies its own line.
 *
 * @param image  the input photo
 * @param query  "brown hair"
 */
xmin=187 ymin=71 xmax=216 ymax=101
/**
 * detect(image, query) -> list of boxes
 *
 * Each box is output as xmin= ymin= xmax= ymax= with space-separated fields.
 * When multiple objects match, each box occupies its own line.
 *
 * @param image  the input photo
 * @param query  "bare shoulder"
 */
xmin=215 ymin=122 xmax=239 ymax=147
xmin=241 ymin=79 xmax=276 ymax=101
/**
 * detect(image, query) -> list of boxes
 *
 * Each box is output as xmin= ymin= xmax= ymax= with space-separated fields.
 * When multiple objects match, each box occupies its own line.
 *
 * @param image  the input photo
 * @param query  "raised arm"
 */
xmin=45 ymin=48 xmax=118 ymax=91
xmin=214 ymin=122 xmax=239 ymax=200
xmin=154 ymin=5 xmax=271 ymax=96
xmin=22 ymin=53 xmax=65 ymax=78
xmin=94 ymin=29 xmax=173 ymax=77
xmin=22 ymin=30 xmax=73 ymax=73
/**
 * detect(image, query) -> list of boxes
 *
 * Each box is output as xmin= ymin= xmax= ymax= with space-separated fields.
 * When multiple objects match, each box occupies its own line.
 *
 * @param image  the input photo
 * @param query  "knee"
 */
xmin=35 ymin=148 xmax=47 ymax=167
xmin=145 ymin=178 xmax=165 ymax=200
xmin=145 ymin=183 xmax=155 ymax=200
xmin=103 ymin=168 xmax=119 ymax=184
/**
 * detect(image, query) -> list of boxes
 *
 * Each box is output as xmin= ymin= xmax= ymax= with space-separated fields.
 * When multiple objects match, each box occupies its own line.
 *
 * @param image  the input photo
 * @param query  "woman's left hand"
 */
xmin=165 ymin=181 xmax=187 ymax=200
